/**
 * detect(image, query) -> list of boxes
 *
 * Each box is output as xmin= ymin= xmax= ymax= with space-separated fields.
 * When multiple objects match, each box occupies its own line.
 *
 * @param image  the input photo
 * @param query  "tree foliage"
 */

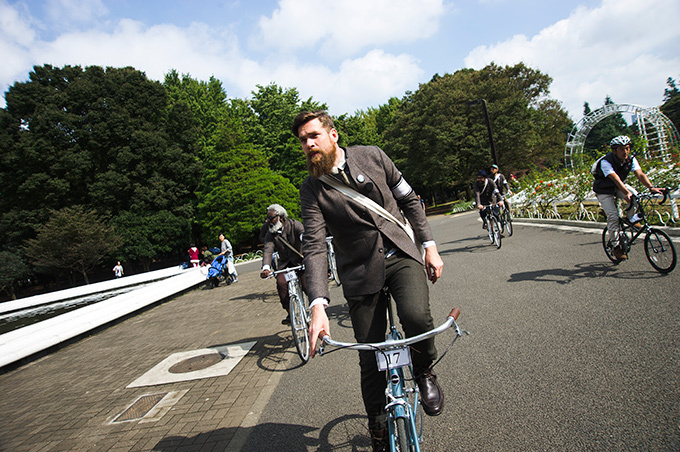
xmin=383 ymin=63 xmax=572 ymax=201
xmin=245 ymin=83 xmax=326 ymax=187
xmin=661 ymin=76 xmax=680 ymax=130
xmin=23 ymin=206 xmax=121 ymax=284
xmin=582 ymin=96 xmax=630 ymax=158
xmin=0 ymin=251 xmax=30 ymax=300
xmin=0 ymin=64 xmax=202 ymax=273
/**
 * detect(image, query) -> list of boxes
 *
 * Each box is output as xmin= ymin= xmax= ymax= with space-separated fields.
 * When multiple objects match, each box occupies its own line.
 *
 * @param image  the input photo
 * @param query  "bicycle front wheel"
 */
xmin=490 ymin=217 xmax=502 ymax=249
xmin=395 ymin=417 xmax=413 ymax=452
xmin=505 ymin=210 xmax=513 ymax=237
xmin=644 ymin=229 xmax=677 ymax=273
xmin=289 ymin=281 xmax=310 ymax=363
xmin=486 ymin=218 xmax=494 ymax=244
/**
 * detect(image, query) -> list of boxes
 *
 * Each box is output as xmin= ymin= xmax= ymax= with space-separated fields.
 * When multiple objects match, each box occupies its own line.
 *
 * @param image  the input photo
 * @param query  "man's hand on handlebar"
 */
xmin=260 ymin=269 xmax=271 ymax=279
xmin=309 ymin=304 xmax=330 ymax=358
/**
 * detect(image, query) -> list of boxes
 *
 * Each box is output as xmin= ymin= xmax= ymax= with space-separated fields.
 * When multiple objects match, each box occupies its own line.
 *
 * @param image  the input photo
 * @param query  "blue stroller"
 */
xmin=206 ymin=255 xmax=234 ymax=289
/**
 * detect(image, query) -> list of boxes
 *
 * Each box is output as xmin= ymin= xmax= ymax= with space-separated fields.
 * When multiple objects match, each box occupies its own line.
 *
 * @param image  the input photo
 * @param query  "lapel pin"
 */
xmin=357 ymin=175 xmax=365 ymax=183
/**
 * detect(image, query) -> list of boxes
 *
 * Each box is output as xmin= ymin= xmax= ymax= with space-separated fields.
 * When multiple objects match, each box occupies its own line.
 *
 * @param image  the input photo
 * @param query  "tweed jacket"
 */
xmin=300 ymin=145 xmax=434 ymax=301
xmin=262 ymin=218 xmax=304 ymax=271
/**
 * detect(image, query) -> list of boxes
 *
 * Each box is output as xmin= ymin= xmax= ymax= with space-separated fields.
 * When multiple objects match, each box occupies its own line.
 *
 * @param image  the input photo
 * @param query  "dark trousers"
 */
xmin=345 ymin=255 xmax=437 ymax=420
xmin=275 ymin=270 xmax=306 ymax=311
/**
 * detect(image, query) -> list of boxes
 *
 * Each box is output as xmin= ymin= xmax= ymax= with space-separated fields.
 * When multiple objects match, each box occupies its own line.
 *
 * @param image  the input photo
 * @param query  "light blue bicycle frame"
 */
xmin=384 ymin=296 xmax=421 ymax=451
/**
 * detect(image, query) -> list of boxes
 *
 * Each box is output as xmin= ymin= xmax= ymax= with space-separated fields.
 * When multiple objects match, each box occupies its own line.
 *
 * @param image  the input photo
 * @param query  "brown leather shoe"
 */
xmin=369 ymin=426 xmax=388 ymax=452
xmin=613 ymin=247 xmax=627 ymax=260
xmin=416 ymin=369 xmax=444 ymax=416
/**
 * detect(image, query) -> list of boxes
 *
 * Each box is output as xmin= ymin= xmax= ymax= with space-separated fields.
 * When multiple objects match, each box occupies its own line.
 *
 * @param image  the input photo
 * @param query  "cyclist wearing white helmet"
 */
xmin=592 ymin=135 xmax=661 ymax=260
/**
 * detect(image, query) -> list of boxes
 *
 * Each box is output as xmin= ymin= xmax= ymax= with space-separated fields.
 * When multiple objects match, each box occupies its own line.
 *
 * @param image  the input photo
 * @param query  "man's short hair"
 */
xmin=291 ymin=110 xmax=335 ymax=137
xmin=267 ymin=204 xmax=288 ymax=219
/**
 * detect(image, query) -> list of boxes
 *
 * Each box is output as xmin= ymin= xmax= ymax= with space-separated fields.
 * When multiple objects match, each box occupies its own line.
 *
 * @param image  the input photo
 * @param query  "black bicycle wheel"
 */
xmin=289 ymin=281 xmax=310 ymax=363
xmin=644 ymin=229 xmax=677 ymax=273
xmin=505 ymin=210 xmax=513 ymax=237
xmin=395 ymin=417 xmax=412 ymax=452
xmin=491 ymin=217 xmax=502 ymax=249
xmin=601 ymin=227 xmax=619 ymax=262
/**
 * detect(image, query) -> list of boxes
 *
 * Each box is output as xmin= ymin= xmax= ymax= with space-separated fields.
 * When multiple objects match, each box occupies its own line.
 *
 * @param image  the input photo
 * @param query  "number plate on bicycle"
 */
xmin=376 ymin=347 xmax=411 ymax=371
xmin=284 ymin=271 xmax=297 ymax=282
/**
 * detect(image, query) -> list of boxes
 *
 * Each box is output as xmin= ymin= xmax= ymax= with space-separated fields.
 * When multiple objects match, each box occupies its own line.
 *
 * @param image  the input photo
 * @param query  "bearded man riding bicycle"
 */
xmin=592 ymin=135 xmax=662 ymax=261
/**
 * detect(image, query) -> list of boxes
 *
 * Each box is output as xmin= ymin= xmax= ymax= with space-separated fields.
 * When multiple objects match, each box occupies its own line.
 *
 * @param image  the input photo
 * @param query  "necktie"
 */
xmin=340 ymin=170 xmax=352 ymax=186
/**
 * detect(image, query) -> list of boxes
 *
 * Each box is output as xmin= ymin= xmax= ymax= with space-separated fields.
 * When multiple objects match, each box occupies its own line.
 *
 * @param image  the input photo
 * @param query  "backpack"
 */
xmin=590 ymin=156 xmax=606 ymax=177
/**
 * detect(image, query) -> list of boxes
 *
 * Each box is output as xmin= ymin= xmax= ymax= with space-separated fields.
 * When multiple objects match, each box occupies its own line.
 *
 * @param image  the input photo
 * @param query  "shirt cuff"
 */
xmin=422 ymin=240 xmax=436 ymax=249
xmin=262 ymin=264 xmax=271 ymax=271
xmin=309 ymin=297 xmax=329 ymax=309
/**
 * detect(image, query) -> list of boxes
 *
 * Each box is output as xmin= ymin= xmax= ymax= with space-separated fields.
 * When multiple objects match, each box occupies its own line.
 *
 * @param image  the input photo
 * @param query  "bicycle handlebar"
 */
xmin=632 ymin=188 xmax=670 ymax=205
xmin=318 ymin=308 xmax=461 ymax=354
xmin=268 ymin=264 xmax=305 ymax=278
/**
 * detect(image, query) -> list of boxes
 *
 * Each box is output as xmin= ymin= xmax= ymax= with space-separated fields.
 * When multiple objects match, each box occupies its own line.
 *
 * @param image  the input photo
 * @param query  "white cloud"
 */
xmin=219 ymin=49 xmax=423 ymax=115
xmin=463 ymin=0 xmax=680 ymax=120
xmin=0 ymin=0 xmax=427 ymax=114
xmin=45 ymin=0 xmax=108 ymax=28
xmin=254 ymin=0 xmax=445 ymax=58
xmin=298 ymin=50 xmax=424 ymax=114
xmin=0 ymin=1 xmax=37 ymax=91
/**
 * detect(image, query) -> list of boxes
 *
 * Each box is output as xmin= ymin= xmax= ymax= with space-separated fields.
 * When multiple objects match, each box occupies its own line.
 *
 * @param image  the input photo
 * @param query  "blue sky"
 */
xmin=1 ymin=0 xmax=679 ymax=121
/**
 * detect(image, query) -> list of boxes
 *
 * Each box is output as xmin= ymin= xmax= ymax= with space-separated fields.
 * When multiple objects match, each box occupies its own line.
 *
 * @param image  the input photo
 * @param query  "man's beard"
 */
xmin=268 ymin=219 xmax=283 ymax=234
xmin=306 ymin=146 xmax=337 ymax=179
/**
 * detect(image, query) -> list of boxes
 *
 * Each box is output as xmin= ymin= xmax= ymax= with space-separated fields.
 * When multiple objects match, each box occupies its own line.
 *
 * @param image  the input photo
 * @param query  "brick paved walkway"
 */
xmin=0 ymin=268 xmax=298 ymax=452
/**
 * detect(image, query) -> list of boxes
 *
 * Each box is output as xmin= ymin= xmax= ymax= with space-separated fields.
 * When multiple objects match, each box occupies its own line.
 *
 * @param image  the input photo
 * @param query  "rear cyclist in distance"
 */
xmin=490 ymin=164 xmax=511 ymax=211
xmin=473 ymin=170 xmax=502 ymax=229
xmin=592 ymin=135 xmax=662 ymax=261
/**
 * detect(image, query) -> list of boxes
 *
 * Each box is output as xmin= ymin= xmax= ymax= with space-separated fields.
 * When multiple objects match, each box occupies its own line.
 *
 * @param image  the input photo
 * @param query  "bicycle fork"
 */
xmin=386 ymin=361 xmax=421 ymax=451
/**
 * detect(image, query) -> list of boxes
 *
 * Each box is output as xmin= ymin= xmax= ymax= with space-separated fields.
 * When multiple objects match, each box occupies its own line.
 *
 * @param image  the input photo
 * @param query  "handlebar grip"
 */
xmin=318 ymin=330 xmax=329 ymax=341
xmin=448 ymin=307 xmax=460 ymax=321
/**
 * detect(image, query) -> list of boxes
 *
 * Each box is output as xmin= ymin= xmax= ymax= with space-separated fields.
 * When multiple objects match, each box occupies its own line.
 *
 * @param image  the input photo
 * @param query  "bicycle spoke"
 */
xmin=644 ymin=229 xmax=677 ymax=273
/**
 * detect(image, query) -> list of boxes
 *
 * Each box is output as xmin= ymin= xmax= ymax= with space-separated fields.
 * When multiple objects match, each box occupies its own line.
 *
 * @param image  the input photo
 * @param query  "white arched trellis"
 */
xmin=564 ymin=103 xmax=679 ymax=168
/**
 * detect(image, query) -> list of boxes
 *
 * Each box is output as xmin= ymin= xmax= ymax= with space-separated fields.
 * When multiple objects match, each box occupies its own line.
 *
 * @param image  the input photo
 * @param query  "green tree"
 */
xmin=197 ymin=141 xmax=300 ymax=249
xmin=0 ymin=64 xmax=202 ymax=267
xmin=383 ymin=63 xmax=570 ymax=202
xmin=661 ymin=76 xmax=680 ymax=130
xmin=245 ymin=83 xmax=325 ymax=187
xmin=111 ymin=210 xmax=188 ymax=272
xmin=334 ymin=110 xmax=383 ymax=148
xmin=583 ymin=96 xmax=629 ymax=158
xmin=163 ymin=70 xmax=227 ymax=161
xmin=23 ymin=206 xmax=121 ymax=285
xmin=0 ymin=251 xmax=30 ymax=300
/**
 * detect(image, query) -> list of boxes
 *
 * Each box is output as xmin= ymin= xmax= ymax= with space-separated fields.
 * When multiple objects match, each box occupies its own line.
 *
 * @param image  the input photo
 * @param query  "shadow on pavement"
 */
xmin=153 ymin=413 xmax=370 ymax=452
xmin=508 ymin=262 xmax=665 ymax=284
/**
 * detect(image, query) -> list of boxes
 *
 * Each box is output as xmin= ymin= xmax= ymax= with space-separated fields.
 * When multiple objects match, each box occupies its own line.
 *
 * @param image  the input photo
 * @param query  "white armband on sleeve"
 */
xmin=309 ymin=297 xmax=329 ymax=309
xmin=262 ymin=264 xmax=271 ymax=271
xmin=391 ymin=177 xmax=413 ymax=200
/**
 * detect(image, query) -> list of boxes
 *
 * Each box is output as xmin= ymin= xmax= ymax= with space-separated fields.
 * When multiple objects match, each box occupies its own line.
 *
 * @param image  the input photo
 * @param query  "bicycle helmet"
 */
xmin=610 ymin=135 xmax=631 ymax=147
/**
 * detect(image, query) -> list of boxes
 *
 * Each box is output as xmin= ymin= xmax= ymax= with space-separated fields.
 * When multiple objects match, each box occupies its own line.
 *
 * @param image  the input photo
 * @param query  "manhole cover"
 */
xmin=168 ymin=353 xmax=222 ymax=373
xmin=114 ymin=393 xmax=166 ymax=422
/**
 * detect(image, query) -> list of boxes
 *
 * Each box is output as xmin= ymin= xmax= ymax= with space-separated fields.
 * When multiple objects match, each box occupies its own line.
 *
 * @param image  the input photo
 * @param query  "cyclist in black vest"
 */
xmin=592 ymin=135 xmax=661 ymax=260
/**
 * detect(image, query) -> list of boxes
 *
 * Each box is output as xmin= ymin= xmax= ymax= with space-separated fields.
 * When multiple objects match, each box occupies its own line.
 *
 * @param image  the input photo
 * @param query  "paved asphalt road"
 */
xmin=241 ymin=211 xmax=680 ymax=451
